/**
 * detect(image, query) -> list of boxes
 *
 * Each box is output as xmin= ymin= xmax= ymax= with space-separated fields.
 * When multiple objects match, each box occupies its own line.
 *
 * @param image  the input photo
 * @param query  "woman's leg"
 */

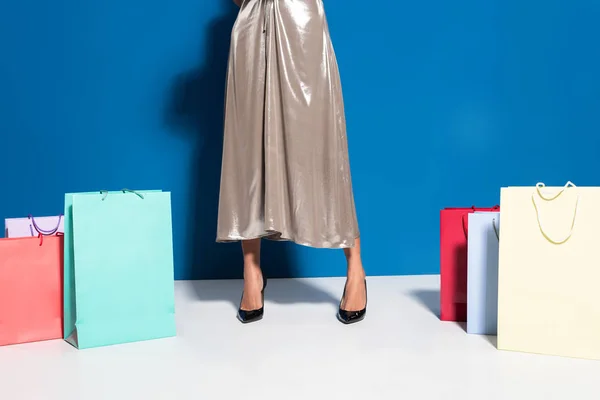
xmin=240 ymin=238 xmax=264 ymax=310
xmin=342 ymin=237 xmax=367 ymax=311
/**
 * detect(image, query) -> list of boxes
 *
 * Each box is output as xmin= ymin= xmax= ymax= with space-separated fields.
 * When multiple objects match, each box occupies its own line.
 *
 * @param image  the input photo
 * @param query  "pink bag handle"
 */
xmin=28 ymin=214 xmax=63 ymax=236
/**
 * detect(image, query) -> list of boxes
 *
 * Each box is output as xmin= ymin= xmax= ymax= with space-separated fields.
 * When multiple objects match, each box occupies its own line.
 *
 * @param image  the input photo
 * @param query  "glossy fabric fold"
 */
xmin=217 ymin=0 xmax=359 ymax=248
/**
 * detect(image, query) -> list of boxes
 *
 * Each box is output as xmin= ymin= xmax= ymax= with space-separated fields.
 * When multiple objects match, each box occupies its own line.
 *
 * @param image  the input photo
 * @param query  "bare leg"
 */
xmin=341 ymin=237 xmax=367 ymax=311
xmin=240 ymin=238 xmax=264 ymax=311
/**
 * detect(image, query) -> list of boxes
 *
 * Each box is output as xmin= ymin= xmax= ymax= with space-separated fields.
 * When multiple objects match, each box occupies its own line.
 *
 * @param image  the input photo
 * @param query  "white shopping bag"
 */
xmin=498 ymin=182 xmax=600 ymax=360
xmin=467 ymin=212 xmax=500 ymax=335
xmin=5 ymin=215 xmax=64 ymax=238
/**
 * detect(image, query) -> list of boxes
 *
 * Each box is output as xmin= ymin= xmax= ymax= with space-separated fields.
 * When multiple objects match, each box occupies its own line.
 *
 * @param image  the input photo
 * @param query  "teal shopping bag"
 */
xmin=63 ymin=190 xmax=175 ymax=349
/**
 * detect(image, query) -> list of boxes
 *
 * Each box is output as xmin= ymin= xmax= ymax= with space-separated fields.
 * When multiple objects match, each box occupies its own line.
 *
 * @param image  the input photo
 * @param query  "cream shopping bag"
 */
xmin=497 ymin=182 xmax=600 ymax=360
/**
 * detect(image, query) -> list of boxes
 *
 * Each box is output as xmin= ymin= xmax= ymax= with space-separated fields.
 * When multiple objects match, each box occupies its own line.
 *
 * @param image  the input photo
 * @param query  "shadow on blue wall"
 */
xmin=166 ymin=1 xmax=302 ymax=282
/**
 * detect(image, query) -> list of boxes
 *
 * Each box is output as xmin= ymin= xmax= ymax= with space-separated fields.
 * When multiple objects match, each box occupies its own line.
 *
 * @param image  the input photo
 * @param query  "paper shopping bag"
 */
xmin=0 ymin=236 xmax=63 ymax=346
xmin=466 ymin=212 xmax=500 ymax=335
xmin=5 ymin=215 xmax=64 ymax=238
xmin=440 ymin=206 xmax=499 ymax=321
xmin=498 ymin=182 xmax=600 ymax=360
xmin=63 ymin=190 xmax=176 ymax=349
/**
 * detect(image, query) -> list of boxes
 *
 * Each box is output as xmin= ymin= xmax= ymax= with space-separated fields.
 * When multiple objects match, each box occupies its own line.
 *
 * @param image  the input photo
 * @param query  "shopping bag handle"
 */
xmin=99 ymin=189 xmax=145 ymax=201
xmin=532 ymin=181 xmax=579 ymax=245
xmin=492 ymin=218 xmax=499 ymax=240
xmin=461 ymin=205 xmax=500 ymax=239
xmin=28 ymin=214 xmax=63 ymax=236
xmin=121 ymin=188 xmax=144 ymax=199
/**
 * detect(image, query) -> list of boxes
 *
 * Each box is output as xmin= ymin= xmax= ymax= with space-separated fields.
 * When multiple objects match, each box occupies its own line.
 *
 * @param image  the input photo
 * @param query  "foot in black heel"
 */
xmin=337 ymin=279 xmax=367 ymax=324
xmin=237 ymin=277 xmax=267 ymax=324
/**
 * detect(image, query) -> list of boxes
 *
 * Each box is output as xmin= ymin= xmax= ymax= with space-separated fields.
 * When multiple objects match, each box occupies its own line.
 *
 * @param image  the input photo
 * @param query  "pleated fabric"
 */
xmin=216 ymin=0 xmax=359 ymax=248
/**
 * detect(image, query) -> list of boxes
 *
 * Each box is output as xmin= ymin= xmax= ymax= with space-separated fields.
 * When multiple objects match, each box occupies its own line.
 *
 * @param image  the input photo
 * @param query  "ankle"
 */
xmin=347 ymin=264 xmax=365 ymax=279
xmin=243 ymin=263 xmax=262 ymax=281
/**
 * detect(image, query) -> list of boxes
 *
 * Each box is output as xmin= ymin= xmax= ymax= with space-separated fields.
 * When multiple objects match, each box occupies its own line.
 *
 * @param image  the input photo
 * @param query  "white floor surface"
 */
xmin=1 ymin=275 xmax=599 ymax=399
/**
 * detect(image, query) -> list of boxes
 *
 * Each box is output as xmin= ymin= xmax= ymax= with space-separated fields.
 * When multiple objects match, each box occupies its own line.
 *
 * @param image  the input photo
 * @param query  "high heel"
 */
xmin=337 ymin=279 xmax=367 ymax=324
xmin=237 ymin=276 xmax=267 ymax=324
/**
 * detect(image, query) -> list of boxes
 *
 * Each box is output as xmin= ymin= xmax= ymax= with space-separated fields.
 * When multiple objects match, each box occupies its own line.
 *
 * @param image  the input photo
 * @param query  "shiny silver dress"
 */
xmin=217 ymin=0 xmax=359 ymax=248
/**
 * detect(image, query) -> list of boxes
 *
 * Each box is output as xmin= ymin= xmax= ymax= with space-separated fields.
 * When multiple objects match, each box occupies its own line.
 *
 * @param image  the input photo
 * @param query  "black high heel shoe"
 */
xmin=237 ymin=276 xmax=267 ymax=324
xmin=337 ymin=279 xmax=367 ymax=324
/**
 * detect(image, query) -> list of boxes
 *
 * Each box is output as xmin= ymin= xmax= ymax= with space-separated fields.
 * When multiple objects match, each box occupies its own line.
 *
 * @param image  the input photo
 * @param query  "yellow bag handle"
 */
xmin=531 ymin=181 xmax=579 ymax=245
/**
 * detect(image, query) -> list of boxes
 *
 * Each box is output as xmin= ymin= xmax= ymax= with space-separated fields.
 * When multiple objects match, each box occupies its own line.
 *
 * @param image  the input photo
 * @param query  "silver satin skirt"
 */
xmin=216 ymin=0 xmax=359 ymax=248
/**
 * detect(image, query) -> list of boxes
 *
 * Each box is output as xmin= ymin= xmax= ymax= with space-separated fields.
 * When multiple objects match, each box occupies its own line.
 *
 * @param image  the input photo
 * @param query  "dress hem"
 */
xmin=216 ymin=229 xmax=359 ymax=249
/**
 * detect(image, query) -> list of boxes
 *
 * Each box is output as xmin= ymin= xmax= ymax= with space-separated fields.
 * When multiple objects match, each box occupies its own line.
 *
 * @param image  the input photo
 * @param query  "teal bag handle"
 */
xmin=99 ymin=189 xmax=145 ymax=201
xmin=121 ymin=189 xmax=145 ymax=199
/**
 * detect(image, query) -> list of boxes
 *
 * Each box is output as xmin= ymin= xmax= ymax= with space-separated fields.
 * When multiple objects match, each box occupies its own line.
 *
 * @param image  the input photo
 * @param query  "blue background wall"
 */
xmin=1 ymin=1 xmax=599 ymax=280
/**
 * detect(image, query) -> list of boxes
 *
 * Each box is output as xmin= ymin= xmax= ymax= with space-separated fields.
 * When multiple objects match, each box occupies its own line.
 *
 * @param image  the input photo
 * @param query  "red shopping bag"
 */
xmin=0 ymin=235 xmax=63 ymax=346
xmin=440 ymin=206 xmax=499 ymax=322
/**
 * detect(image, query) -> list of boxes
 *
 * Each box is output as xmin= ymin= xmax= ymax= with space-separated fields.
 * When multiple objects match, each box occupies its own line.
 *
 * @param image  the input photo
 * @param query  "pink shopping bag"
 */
xmin=0 ymin=235 xmax=63 ymax=346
